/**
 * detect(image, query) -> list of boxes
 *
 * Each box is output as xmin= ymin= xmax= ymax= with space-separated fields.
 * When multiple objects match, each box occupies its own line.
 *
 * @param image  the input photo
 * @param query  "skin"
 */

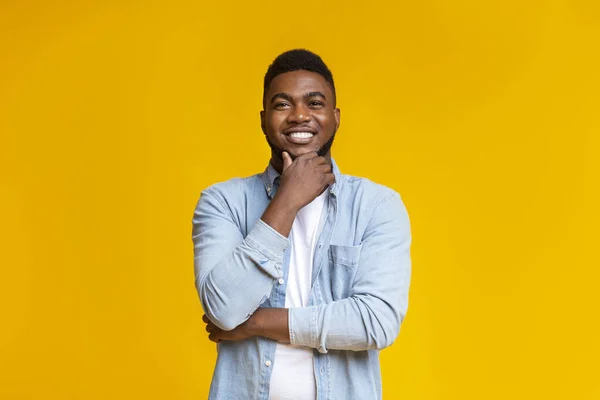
xmin=261 ymin=69 xmax=340 ymax=173
xmin=203 ymin=70 xmax=341 ymax=343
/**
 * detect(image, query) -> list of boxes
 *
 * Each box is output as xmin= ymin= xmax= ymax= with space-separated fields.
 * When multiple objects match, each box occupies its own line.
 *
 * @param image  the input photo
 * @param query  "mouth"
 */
xmin=283 ymin=129 xmax=317 ymax=145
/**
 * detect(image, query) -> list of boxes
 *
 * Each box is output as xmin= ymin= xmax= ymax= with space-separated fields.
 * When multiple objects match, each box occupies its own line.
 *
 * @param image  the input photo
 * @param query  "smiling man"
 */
xmin=192 ymin=49 xmax=412 ymax=400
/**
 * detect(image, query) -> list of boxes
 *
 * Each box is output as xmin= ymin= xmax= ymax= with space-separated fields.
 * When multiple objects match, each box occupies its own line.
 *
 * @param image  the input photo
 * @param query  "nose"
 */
xmin=287 ymin=104 xmax=311 ymax=124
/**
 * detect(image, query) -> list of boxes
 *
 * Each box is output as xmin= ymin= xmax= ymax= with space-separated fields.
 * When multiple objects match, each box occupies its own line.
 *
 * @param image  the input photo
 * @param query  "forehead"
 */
xmin=267 ymin=70 xmax=332 ymax=97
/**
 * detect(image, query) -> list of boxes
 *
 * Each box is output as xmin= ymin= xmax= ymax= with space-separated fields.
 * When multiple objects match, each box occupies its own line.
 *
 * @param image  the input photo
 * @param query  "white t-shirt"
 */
xmin=269 ymin=189 xmax=328 ymax=400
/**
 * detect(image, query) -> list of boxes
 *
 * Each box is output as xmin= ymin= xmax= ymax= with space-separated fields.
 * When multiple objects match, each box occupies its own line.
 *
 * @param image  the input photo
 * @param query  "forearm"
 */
xmin=245 ymin=295 xmax=403 ymax=351
xmin=247 ymin=308 xmax=291 ymax=343
xmin=194 ymin=185 xmax=302 ymax=332
xmin=285 ymin=191 xmax=412 ymax=353
xmin=260 ymin=191 xmax=299 ymax=237
xmin=289 ymin=294 xmax=406 ymax=352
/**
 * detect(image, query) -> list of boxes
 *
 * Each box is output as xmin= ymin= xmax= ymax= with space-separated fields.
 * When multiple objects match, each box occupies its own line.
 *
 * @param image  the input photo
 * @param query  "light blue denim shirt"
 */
xmin=192 ymin=158 xmax=412 ymax=400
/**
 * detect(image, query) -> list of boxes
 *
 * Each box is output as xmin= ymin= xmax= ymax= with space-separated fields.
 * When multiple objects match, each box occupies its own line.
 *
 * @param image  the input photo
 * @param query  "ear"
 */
xmin=260 ymin=110 xmax=266 ymax=134
xmin=334 ymin=108 xmax=341 ymax=132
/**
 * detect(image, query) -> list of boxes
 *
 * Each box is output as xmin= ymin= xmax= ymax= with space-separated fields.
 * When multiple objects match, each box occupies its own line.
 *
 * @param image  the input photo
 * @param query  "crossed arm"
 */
xmin=203 ymin=308 xmax=290 ymax=344
xmin=192 ymin=184 xmax=411 ymax=352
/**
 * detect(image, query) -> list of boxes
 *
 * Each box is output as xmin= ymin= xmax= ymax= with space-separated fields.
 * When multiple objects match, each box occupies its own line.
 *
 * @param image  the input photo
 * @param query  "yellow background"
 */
xmin=1 ymin=1 xmax=599 ymax=398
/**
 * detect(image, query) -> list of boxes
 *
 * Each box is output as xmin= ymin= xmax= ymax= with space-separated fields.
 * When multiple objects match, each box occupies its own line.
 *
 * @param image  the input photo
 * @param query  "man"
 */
xmin=192 ymin=49 xmax=412 ymax=400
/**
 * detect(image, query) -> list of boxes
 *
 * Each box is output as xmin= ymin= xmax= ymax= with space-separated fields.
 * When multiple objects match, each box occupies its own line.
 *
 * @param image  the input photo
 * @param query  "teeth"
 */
xmin=289 ymin=132 xmax=314 ymax=139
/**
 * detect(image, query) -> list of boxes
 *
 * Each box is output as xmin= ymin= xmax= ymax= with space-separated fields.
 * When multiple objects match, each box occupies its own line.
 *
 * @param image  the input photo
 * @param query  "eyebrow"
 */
xmin=270 ymin=93 xmax=293 ymax=104
xmin=270 ymin=91 xmax=327 ymax=104
xmin=306 ymin=91 xmax=326 ymax=100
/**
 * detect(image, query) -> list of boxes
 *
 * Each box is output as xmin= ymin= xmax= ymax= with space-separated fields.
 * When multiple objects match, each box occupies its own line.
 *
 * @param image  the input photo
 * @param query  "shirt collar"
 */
xmin=262 ymin=157 xmax=342 ymax=199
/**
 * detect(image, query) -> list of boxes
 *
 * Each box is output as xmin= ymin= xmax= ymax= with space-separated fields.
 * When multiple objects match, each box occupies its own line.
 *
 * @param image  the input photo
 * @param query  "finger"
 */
xmin=316 ymin=164 xmax=332 ymax=174
xmin=324 ymin=173 xmax=336 ymax=186
xmin=209 ymin=330 xmax=224 ymax=341
xmin=202 ymin=314 xmax=209 ymax=323
xmin=209 ymin=331 xmax=226 ymax=343
xmin=313 ymin=156 xmax=329 ymax=166
xmin=205 ymin=323 xmax=214 ymax=333
xmin=282 ymin=151 xmax=293 ymax=171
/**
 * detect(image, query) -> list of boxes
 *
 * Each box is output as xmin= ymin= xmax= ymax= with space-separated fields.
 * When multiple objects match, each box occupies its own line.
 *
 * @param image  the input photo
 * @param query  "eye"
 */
xmin=275 ymin=102 xmax=290 ymax=109
xmin=308 ymin=101 xmax=324 ymax=108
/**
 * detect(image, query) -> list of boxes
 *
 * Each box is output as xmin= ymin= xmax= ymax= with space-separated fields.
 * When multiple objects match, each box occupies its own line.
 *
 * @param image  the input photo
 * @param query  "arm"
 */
xmin=193 ymin=190 xmax=290 ymax=331
xmin=289 ymin=191 xmax=412 ymax=352
xmin=204 ymin=308 xmax=291 ymax=344
xmin=205 ymin=191 xmax=412 ymax=352
xmin=194 ymin=152 xmax=334 ymax=331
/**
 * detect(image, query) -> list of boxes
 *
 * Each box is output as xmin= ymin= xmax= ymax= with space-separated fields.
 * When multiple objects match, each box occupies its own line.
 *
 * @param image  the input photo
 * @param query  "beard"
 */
xmin=265 ymin=131 xmax=336 ymax=163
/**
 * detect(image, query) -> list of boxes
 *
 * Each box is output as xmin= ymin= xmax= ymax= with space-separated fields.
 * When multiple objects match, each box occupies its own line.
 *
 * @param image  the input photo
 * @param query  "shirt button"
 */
xmin=265 ymin=360 xmax=272 ymax=367
xmin=278 ymin=278 xmax=284 ymax=285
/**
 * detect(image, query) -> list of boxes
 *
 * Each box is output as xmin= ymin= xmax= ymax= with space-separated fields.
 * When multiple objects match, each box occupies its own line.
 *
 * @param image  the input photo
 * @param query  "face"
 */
xmin=261 ymin=70 xmax=340 ymax=172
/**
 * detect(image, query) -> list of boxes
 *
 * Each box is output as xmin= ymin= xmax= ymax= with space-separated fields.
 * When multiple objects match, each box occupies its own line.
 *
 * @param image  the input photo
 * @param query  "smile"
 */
xmin=288 ymin=132 xmax=314 ymax=139
xmin=285 ymin=131 xmax=316 ymax=144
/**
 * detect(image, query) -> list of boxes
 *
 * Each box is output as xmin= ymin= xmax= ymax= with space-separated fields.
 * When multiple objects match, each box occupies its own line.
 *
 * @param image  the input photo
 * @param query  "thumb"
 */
xmin=282 ymin=151 xmax=292 ymax=171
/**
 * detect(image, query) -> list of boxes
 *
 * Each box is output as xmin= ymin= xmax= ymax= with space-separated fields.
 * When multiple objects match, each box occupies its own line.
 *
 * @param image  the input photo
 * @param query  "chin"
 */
xmin=296 ymin=148 xmax=318 ymax=155
xmin=288 ymin=148 xmax=319 ymax=159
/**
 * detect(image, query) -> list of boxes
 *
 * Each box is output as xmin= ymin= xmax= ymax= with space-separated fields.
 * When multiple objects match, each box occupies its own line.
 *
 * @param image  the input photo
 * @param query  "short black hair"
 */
xmin=263 ymin=49 xmax=336 ymax=107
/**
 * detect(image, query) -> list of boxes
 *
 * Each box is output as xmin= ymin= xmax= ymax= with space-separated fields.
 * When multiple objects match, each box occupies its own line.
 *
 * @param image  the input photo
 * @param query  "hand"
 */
xmin=277 ymin=151 xmax=335 ymax=210
xmin=203 ymin=314 xmax=254 ymax=343
xmin=260 ymin=151 xmax=333 ymax=237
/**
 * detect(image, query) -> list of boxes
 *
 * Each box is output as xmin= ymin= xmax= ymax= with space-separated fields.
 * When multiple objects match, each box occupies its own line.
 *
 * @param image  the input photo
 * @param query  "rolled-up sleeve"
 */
xmin=289 ymin=191 xmax=411 ymax=352
xmin=193 ymin=189 xmax=289 ymax=331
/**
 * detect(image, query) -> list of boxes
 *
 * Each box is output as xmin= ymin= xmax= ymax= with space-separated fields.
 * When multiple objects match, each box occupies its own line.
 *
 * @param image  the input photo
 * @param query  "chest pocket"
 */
xmin=328 ymin=244 xmax=362 ymax=300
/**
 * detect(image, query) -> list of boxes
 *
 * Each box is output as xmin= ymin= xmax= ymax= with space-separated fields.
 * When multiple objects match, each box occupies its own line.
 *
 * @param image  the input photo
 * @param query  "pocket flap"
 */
xmin=328 ymin=244 xmax=362 ymax=267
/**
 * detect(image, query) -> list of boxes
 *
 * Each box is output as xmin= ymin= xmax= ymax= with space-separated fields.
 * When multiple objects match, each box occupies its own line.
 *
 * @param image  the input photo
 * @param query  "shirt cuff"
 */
xmin=289 ymin=306 xmax=319 ymax=350
xmin=245 ymin=218 xmax=290 ymax=263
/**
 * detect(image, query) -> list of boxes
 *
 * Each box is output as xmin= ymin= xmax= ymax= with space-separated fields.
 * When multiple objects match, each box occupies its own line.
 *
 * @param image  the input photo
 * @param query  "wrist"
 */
xmin=272 ymin=189 xmax=302 ymax=213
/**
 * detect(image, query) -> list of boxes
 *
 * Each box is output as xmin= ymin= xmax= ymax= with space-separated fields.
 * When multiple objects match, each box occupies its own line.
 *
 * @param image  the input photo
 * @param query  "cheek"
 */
xmin=266 ymin=114 xmax=285 ymax=131
xmin=316 ymin=114 xmax=334 ymax=130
